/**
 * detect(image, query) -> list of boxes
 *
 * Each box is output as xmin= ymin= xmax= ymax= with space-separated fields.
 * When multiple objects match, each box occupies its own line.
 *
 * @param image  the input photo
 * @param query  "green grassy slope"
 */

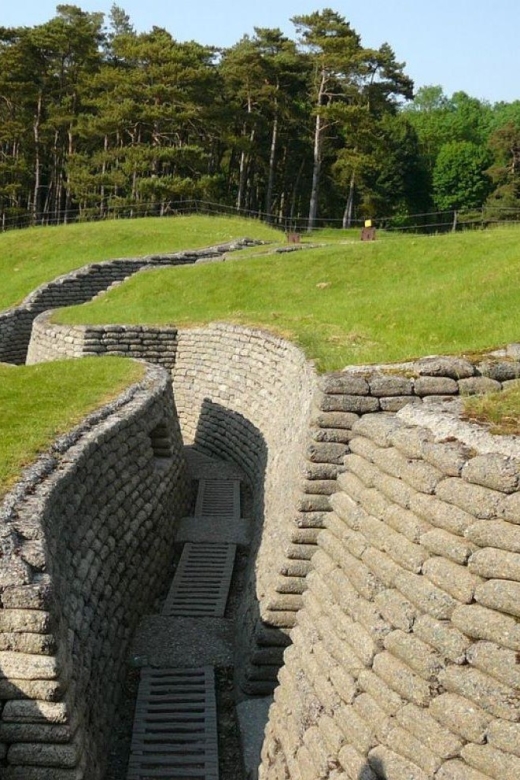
xmin=0 ymin=215 xmax=282 ymax=311
xmin=55 ymin=227 xmax=520 ymax=372
xmin=0 ymin=358 xmax=144 ymax=499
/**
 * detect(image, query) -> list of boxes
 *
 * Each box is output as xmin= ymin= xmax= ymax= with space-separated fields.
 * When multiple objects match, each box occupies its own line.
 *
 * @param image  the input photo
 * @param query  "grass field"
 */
xmin=55 ymin=225 xmax=520 ymax=372
xmin=2 ymin=217 xmax=520 ymax=494
xmin=0 ymin=358 xmax=144 ymax=499
xmin=0 ymin=215 xmax=283 ymax=311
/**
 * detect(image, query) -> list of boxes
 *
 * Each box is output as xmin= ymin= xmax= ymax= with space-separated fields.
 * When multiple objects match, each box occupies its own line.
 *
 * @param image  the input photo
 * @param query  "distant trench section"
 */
xmin=0 ymin=238 xmax=261 ymax=366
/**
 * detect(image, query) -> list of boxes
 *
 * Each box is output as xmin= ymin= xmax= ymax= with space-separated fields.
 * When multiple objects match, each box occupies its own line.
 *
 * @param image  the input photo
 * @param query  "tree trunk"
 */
xmin=308 ymin=111 xmax=322 ymax=231
xmin=342 ymin=171 xmax=356 ymax=228
xmin=265 ymin=106 xmax=279 ymax=220
xmin=308 ymin=71 xmax=327 ymax=232
xmin=32 ymin=91 xmax=43 ymax=225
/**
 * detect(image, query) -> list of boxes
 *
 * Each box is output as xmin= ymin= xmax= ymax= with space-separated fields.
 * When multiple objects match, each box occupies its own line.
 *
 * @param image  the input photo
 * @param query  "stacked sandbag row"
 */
xmin=171 ymin=323 xmax=318 ymax=694
xmin=0 ymin=365 xmax=190 ymax=780
xmin=1 ymin=238 xmax=260 ymax=365
xmin=261 ymin=404 xmax=520 ymax=780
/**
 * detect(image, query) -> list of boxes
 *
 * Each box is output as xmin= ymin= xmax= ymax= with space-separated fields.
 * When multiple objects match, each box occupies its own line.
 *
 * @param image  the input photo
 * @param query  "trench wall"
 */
xmin=25 ymin=315 xmax=520 ymax=707
xmin=261 ymin=377 xmax=520 ymax=780
xmin=1 ymin=239 xmax=257 ymax=365
xmin=0 ymin=364 xmax=190 ymax=780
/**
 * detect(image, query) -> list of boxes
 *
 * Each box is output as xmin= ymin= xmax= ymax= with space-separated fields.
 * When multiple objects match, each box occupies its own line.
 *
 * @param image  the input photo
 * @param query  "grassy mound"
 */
xmin=0 ymin=215 xmax=283 ymax=311
xmin=0 ymin=358 xmax=144 ymax=499
xmin=55 ymin=226 xmax=520 ymax=372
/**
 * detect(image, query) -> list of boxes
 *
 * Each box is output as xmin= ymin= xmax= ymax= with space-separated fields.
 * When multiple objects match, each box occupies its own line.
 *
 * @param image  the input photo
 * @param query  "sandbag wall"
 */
xmin=261 ymin=401 xmax=520 ymax=780
xmin=0 ymin=365 xmax=190 ymax=780
xmin=172 ymin=323 xmax=319 ymax=692
xmin=1 ymin=239 xmax=257 ymax=365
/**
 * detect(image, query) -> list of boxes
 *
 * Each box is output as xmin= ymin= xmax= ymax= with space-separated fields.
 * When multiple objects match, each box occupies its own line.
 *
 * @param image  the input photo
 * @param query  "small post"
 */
xmin=361 ymin=219 xmax=376 ymax=241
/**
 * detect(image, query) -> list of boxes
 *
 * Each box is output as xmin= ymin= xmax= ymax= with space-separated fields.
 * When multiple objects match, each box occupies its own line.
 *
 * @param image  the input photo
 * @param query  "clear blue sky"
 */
xmin=3 ymin=1 xmax=519 ymax=104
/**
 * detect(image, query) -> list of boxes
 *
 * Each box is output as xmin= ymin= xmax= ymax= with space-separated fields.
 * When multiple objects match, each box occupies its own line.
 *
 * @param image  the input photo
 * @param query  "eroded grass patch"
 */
xmin=463 ymin=382 xmax=520 ymax=435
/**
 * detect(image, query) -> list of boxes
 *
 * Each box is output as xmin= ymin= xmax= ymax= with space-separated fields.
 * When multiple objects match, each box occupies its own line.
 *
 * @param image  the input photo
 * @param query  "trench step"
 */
xmin=127 ymin=666 xmax=218 ymax=779
xmin=194 ymin=479 xmax=241 ymax=520
xmin=163 ymin=543 xmax=236 ymax=618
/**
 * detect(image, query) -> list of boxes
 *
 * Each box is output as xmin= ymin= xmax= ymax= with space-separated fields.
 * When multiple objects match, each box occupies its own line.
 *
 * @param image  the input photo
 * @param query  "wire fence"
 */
xmin=1 ymin=199 xmax=519 ymax=235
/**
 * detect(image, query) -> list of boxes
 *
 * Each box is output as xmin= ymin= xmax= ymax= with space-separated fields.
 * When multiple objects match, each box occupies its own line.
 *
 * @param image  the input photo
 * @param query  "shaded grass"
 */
xmin=0 ymin=358 xmax=144 ymax=499
xmin=55 ymin=227 xmax=520 ymax=372
xmin=0 ymin=215 xmax=283 ymax=311
xmin=463 ymin=382 xmax=520 ymax=435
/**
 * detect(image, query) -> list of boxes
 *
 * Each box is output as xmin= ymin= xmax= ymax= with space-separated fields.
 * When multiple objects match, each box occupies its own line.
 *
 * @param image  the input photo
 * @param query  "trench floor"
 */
xmin=106 ymin=448 xmax=270 ymax=780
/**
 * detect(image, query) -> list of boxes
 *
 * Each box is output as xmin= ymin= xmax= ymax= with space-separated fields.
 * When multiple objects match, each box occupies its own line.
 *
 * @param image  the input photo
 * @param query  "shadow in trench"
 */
xmin=193 ymin=399 xmax=291 ymax=775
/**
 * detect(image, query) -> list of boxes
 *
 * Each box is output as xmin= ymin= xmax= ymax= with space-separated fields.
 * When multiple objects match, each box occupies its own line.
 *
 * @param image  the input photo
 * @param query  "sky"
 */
xmin=2 ymin=1 xmax=519 ymax=104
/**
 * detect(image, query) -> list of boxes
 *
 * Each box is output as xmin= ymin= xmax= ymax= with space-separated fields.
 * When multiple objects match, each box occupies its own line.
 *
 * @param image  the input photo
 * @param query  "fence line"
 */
xmin=1 ymin=199 xmax=519 ymax=235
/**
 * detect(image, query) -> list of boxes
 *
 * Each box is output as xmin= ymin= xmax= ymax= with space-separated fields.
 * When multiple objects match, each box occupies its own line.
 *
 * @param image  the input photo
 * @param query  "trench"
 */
xmin=106 ymin=446 xmax=275 ymax=780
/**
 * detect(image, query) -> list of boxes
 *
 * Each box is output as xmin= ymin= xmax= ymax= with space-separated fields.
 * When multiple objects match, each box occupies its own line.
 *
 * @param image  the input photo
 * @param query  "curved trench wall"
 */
xmin=0 ymin=239 xmax=258 ymax=365
xmin=0 ymin=364 xmax=190 ymax=780
xmin=25 ymin=313 xmax=520 ymax=776
xmin=28 ymin=315 xmax=323 ymax=692
xmin=261 ymin=397 xmax=520 ymax=780
xmin=172 ymin=324 xmax=318 ymax=692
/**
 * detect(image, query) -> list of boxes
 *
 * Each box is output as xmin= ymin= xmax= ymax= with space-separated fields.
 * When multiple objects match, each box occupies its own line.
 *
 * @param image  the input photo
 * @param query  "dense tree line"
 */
xmin=1 ymin=4 xmax=519 ymax=231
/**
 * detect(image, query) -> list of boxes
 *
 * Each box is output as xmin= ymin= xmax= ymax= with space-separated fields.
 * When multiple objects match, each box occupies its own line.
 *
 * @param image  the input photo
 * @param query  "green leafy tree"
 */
xmin=292 ymin=9 xmax=413 ymax=229
xmin=432 ymin=140 xmax=492 ymax=216
xmin=485 ymin=120 xmax=520 ymax=214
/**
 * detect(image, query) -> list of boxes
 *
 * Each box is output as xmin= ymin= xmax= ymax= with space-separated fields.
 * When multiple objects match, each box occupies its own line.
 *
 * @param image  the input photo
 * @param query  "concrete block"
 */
xmin=335 ymin=704 xmax=374 ymax=754
xmin=368 ymin=745 xmax=429 ymax=780
xmin=377 ymin=472 xmax=416 ymax=509
xmin=466 ymin=640 xmax=520 ymax=689
xmin=410 ymin=493 xmax=474 ymax=536
xmin=319 ymin=395 xmax=379 ymax=414
xmin=461 ymin=743 xmax=520 ymax=780
xmin=394 ymin=569 xmax=457 ymax=620
xmin=361 ymin=548 xmax=402 ymax=589
xmin=383 ymin=504 xmax=431 ymax=543
xmin=414 ymin=356 xmax=475 ymax=379
xmin=414 ymin=376 xmax=459 ymax=396
xmin=374 ymin=589 xmax=417 ymax=632
xmin=372 ymin=651 xmax=435 ymax=707
xmin=383 ymin=630 xmax=444 ymax=681
xmin=312 ymin=411 xmax=359 ymax=430
xmin=422 ymin=556 xmax=481 ymax=603
xmin=338 ymin=744 xmax=378 ymax=780
xmin=343 ymin=453 xmax=379 ymax=487
xmin=420 ymin=529 xmax=474 ymax=565
xmin=388 ymin=425 xmax=433 ymax=458
xmin=475 ymin=578 xmax=520 ymax=618
xmin=351 ymin=414 xmax=403 ymax=447
xmin=318 ymin=374 xmax=370 ymax=395
xmin=396 ymin=703 xmax=463 ymax=759
xmin=436 ymin=478 xmax=502 ymax=519
xmin=465 ymin=520 xmax=520 ymax=553
xmin=498 ymin=491 xmax=520 ymax=524
xmin=439 ymin=665 xmax=520 ymax=721
xmin=469 ymin=547 xmax=520 ymax=581
xmin=379 ymin=722 xmax=440 ymax=776
xmin=435 ymin=759 xmax=493 ymax=780
xmin=462 ymin=453 xmax=520 ymax=494
xmin=369 ymin=375 xmax=414 ymax=398
xmin=430 ymin=692 xmax=491 ymax=744
xmin=487 ymin=720 xmax=520 ymax=757
xmin=458 ymin=376 xmax=502 ymax=395
xmin=452 ymin=603 xmax=520 ymax=651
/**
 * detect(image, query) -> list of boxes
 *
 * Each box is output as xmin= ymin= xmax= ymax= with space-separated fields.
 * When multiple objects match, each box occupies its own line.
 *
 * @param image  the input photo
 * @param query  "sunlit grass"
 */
xmin=463 ymin=382 xmax=520 ymax=435
xmin=55 ymin=226 xmax=520 ymax=372
xmin=0 ymin=358 xmax=144 ymax=498
xmin=0 ymin=215 xmax=283 ymax=310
